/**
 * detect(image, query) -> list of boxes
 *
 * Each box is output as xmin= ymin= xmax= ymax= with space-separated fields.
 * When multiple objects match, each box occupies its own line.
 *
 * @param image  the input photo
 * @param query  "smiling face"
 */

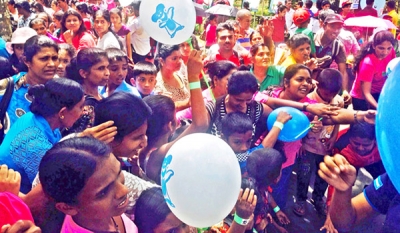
xmin=323 ymin=22 xmax=343 ymax=41
xmin=72 ymin=153 xmax=129 ymax=223
xmin=217 ymin=29 xmax=235 ymax=53
xmin=373 ymin=40 xmax=393 ymax=60
xmin=226 ymin=91 xmax=254 ymax=113
xmin=252 ymin=46 xmax=271 ymax=68
xmin=25 ymin=46 xmax=59 ymax=84
xmin=65 ymin=15 xmax=82 ymax=33
xmin=111 ymin=121 xmax=148 ymax=158
xmin=284 ymin=69 xmax=312 ymax=101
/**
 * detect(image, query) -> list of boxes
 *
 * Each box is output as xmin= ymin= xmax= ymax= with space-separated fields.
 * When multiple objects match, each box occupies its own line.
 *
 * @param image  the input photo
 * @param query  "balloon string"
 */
xmin=294 ymin=117 xmax=323 ymax=139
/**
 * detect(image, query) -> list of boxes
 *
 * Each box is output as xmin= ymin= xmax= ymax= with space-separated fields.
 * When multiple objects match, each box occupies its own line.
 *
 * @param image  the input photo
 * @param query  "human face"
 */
xmin=217 ymin=29 xmax=235 ymax=52
xmin=112 ymin=121 xmax=148 ymax=158
xmin=323 ymin=23 xmax=343 ymax=41
xmin=74 ymin=153 xmax=129 ymax=222
xmin=284 ymin=69 xmax=312 ymax=100
xmin=108 ymin=59 xmax=128 ymax=86
xmin=225 ymin=131 xmax=253 ymax=154
xmin=291 ymin=43 xmax=311 ymax=63
xmin=322 ymin=4 xmax=330 ymax=10
xmin=179 ymin=42 xmax=191 ymax=57
xmin=342 ymin=4 xmax=351 ymax=13
xmin=154 ymin=213 xmax=191 ymax=233
xmin=253 ymin=46 xmax=271 ymax=68
xmin=62 ymin=97 xmax=85 ymax=128
xmin=57 ymin=0 xmax=67 ymax=9
xmin=250 ymin=32 xmax=264 ymax=45
xmin=238 ymin=15 xmax=252 ymax=31
xmin=227 ymin=91 xmax=254 ymax=113
xmin=26 ymin=47 xmax=59 ymax=84
xmin=162 ymin=50 xmax=182 ymax=73
xmin=316 ymin=87 xmax=338 ymax=103
xmin=110 ymin=13 xmax=121 ymax=26
xmin=286 ymin=1 xmax=292 ymax=9
xmin=349 ymin=137 xmax=375 ymax=156
xmin=279 ymin=9 xmax=287 ymax=17
xmin=12 ymin=44 xmax=24 ymax=60
xmin=135 ymin=74 xmax=157 ymax=95
xmin=373 ymin=41 xmax=393 ymax=60
xmin=56 ymin=49 xmax=72 ymax=77
xmin=94 ymin=15 xmax=110 ymax=37
xmin=54 ymin=18 xmax=61 ymax=28
xmin=85 ymin=57 xmax=110 ymax=87
xmin=213 ymin=68 xmax=236 ymax=96
xmin=65 ymin=15 xmax=82 ymax=33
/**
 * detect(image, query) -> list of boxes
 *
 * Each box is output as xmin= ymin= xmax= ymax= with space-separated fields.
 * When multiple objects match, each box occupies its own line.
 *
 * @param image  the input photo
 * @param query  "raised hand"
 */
xmin=0 ymin=164 xmax=21 ymax=196
xmin=235 ymin=188 xmax=257 ymax=219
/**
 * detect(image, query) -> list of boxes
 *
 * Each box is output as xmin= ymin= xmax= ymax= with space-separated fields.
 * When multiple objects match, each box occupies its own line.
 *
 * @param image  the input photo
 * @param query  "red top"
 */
xmin=271 ymin=15 xmax=286 ymax=43
xmin=83 ymin=18 xmax=91 ymax=30
xmin=356 ymin=6 xmax=378 ymax=17
xmin=60 ymin=31 xmax=96 ymax=51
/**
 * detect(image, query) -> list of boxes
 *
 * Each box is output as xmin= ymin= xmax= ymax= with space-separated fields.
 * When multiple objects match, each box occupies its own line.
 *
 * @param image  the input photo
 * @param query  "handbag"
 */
xmin=0 ymin=77 xmax=15 ymax=144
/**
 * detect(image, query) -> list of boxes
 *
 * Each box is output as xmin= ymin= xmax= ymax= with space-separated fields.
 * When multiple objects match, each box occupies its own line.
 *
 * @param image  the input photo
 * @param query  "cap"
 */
xmin=293 ymin=8 xmax=311 ymax=26
xmin=5 ymin=28 xmax=37 ymax=54
xmin=341 ymin=0 xmax=352 ymax=7
xmin=14 ymin=0 xmax=30 ymax=12
xmin=324 ymin=14 xmax=344 ymax=24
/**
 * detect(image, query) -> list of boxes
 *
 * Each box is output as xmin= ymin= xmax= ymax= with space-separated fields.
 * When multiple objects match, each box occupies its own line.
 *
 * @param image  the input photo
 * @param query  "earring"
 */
xmin=60 ymin=115 xmax=64 ymax=119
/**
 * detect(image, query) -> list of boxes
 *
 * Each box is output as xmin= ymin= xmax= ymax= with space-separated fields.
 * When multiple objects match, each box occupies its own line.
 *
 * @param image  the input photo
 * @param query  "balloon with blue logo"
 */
xmin=376 ymin=62 xmax=400 ymax=193
xmin=161 ymin=133 xmax=241 ymax=228
xmin=140 ymin=0 xmax=196 ymax=45
xmin=267 ymin=107 xmax=310 ymax=142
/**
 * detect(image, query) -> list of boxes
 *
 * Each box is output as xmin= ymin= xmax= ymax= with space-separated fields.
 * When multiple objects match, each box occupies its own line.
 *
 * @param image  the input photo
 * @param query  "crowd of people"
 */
xmin=0 ymin=0 xmax=399 ymax=232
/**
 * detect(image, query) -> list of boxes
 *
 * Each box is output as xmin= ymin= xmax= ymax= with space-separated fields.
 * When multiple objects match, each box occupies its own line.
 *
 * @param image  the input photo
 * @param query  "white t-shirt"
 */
xmin=97 ymin=31 xmax=120 ymax=50
xmin=285 ymin=8 xmax=295 ymax=32
xmin=128 ymin=16 xmax=151 ymax=56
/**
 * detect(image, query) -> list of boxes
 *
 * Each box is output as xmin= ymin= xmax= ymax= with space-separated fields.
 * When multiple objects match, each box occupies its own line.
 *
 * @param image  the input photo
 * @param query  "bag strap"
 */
xmin=0 ymin=77 xmax=15 ymax=142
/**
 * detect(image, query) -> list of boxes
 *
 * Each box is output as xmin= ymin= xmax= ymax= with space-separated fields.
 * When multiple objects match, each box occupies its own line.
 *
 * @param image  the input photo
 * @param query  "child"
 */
xmin=100 ymin=48 xmax=141 ymax=98
xmin=130 ymin=61 xmax=158 ymax=98
xmin=293 ymin=68 xmax=344 ymax=217
xmin=110 ymin=8 xmax=132 ymax=60
xmin=293 ymin=8 xmax=316 ymax=56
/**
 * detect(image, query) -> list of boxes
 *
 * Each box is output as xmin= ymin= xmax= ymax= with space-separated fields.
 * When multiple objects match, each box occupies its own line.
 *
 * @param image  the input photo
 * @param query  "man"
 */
xmin=314 ymin=14 xmax=351 ymax=105
xmin=57 ymin=0 xmax=70 ymax=12
xmin=295 ymin=0 xmax=303 ymax=10
xmin=7 ymin=0 xmax=19 ymax=31
xmin=285 ymin=0 xmax=295 ymax=34
xmin=340 ymin=0 xmax=355 ymax=20
xmin=236 ymin=9 xmax=254 ymax=50
xmin=385 ymin=1 xmax=398 ymax=36
xmin=243 ymin=1 xmax=250 ymax=11
xmin=204 ymin=22 xmax=251 ymax=66
xmin=271 ymin=5 xmax=288 ymax=46
xmin=304 ymin=0 xmax=314 ymax=17
xmin=15 ymin=1 xmax=35 ymax=28
xmin=128 ymin=1 xmax=151 ymax=63
xmin=356 ymin=0 xmax=378 ymax=17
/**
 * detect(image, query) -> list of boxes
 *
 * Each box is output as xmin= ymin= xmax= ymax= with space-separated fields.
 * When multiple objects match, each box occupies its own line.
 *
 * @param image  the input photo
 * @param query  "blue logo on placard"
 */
xmin=161 ymin=154 xmax=175 ymax=207
xmin=151 ymin=4 xmax=184 ymax=38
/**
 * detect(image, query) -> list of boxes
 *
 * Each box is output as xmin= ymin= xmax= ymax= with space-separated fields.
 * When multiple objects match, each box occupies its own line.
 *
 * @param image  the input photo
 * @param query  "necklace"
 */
xmin=87 ymin=217 xmax=120 ymax=233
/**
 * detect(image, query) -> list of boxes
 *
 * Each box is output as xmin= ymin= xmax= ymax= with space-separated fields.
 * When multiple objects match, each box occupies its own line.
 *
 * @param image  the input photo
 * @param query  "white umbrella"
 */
xmin=344 ymin=16 xmax=397 ymax=29
xmin=205 ymin=4 xmax=238 ymax=17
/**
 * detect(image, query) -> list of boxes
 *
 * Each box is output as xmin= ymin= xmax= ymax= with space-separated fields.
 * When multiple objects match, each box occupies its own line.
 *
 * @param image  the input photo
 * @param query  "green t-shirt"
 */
xmin=295 ymin=27 xmax=316 ymax=55
xmin=252 ymin=65 xmax=286 ymax=91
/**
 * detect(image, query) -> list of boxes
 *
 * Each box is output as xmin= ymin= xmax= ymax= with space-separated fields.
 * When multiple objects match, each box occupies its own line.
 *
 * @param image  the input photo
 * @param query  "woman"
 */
xmin=154 ymin=44 xmax=190 ymax=111
xmin=110 ymin=8 xmax=132 ymax=60
xmin=56 ymin=43 xmax=76 ymax=78
xmin=60 ymin=9 xmax=96 ymax=51
xmin=205 ymin=14 xmax=217 ymax=48
xmin=65 ymin=47 xmax=109 ymax=133
xmin=7 ymin=27 xmax=37 ymax=74
xmin=39 ymin=137 xmax=138 ymax=233
xmin=249 ymin=43 xmax=285 ymax=91
xmin=75 ymin=2 xmax=92 ymax=30
xmin=350 ymin=30 xmax=396 ymax=110
xmin=94 ymin=9 xmax=122 ymax=50
xmin=281 ymin=34 xmax=316 ymax=70
xmin=249 ymin=30 xmax=264 ymax=46
xmin=0 ymin=78 xmax=84 ymax=193
xmin=29 ymin=17 xmax=62 ymax=43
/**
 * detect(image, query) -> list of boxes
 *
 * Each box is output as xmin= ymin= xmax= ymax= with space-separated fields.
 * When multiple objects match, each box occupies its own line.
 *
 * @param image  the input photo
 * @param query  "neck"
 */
xmin=106 ymin=82 xmax=119 ymax=95
xmin=83 ymin=83 xmax=101 ymax=100
xmin=73 ymin=216 xmax=116 ymax=232
xmin=113 ymin=23 xmax=122 ymax=31
xmin=26 ymin=72 xmax=45 ymax=86
xmin=280 ymin=89 xmax=302 ymax=102
xmin=23 ymin=12 xmax=30 ymax=18
xmin=182 ymin=56 xmax=189 ymax=65
xmin=321 ymin=33 xmax=332 ymax=47
xmin=253 ymin=65 xmax=268 ymax=83
xmin=45 ymin=115 xmax=63 ymax=130
xmin=211 ymin=87 xmax=224 ymax=99
xmin=10 ymin=8 xmax=16 ymax=13
xmin=98 ymin=31 xmax=108 ymax=39
xmin=160 ymin=68 xmax=175 ymax=80
xmin=218 ymin=48 xmax=233 ymax=60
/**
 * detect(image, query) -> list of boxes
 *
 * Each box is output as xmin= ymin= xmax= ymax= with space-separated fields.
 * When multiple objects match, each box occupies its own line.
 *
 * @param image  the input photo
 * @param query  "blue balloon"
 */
xmin=376 ymin=62 xmax=400 ymax=193
xmin=267 ymin=107 xmax=310 ymax=142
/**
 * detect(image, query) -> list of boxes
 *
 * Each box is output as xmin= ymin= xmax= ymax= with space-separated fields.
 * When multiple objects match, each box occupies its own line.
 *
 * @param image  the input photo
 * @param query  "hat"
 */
xmin=341 ymin=0 xmax=352 ymax=8
xmin=5 ymin=27 xmax=37 ymax=54
xmin=324 ymin=14 xmax=344 ymax=24
xmin=293 ymin=8 xmax=311 ymax=26
xmin=15 ymin=0 xmax=30 ymax=12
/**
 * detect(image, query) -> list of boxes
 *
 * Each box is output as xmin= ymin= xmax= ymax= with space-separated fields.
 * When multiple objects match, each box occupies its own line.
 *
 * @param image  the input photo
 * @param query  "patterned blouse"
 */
xmin=154 ymin=71 xmax=190 ymax=102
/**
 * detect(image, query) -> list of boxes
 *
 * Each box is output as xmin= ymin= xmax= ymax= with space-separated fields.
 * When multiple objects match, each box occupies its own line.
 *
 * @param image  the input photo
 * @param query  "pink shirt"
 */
xmin=175 ymin=89 xmax=215 ymax=121
xmin=271 ymin=16 xmax=286 ymax=43
xmin=205 ymin=24 xmax=217 ymax=47
xmin=350 ymin=49 xmax=396 ymax=99
xmin=61 ymin=214 xmax=138 ymax=233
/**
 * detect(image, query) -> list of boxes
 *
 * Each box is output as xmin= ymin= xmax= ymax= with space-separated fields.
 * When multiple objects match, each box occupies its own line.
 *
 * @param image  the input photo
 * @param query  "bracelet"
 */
xmin=273 ymin=121 xmax=284 ymax=130
xmin=303 ymin=102 xmax=309 ymax=111
xmin=189 ymin=81 xmax=201 ymax=90
xmin=234 ymin=212 xmax=250 ymax=226
xmin=273 ymin=206 xmax=281 ymax=213
xmin=354 ymin=110 xmax=359 ymax=123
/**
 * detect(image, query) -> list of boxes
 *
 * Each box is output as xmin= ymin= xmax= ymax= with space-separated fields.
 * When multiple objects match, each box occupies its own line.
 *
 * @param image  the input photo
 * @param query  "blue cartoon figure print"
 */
xmin=161 ymin=154 xmax=175 ymax=207
xmin=151 ymin=4 xmax=184 ymax=39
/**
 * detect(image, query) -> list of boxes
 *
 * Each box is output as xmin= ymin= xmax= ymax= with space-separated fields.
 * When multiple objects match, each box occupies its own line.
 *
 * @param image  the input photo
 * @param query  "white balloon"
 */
xmin=139 ymin=0 xmax=196 ymax=45
xmin=386 ymin=57 xmax=400 ymax=76
xmin=360 ymin=0 xmax=386 ymax=16
xmin=161 ymin=133 xmax=241 ymax=228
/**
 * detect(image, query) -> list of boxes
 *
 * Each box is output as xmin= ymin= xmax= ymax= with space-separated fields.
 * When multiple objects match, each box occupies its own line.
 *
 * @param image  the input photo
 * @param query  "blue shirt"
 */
xmin=0 ymin=37 xmax=10 ymax=59
xmin=0 ymin=112 xmax=61 ymax=193
xmin=99 ymin=80 xmax=141 ymax=98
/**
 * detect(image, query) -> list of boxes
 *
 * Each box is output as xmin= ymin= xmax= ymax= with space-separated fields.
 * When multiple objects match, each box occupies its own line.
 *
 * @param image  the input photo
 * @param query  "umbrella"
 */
xmin=193 ymin=2 xmax=207 ymax=17
xmin=205 ymin=4 xmax=238 ymax=17
xmin=344 ymin=16 xmax=397 ymax=29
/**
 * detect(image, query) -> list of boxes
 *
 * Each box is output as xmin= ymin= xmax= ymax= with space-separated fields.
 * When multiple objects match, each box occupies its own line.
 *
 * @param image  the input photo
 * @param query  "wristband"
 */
xmin=189 ymin=81 xmax=201 ymax=90
xmin=303 ymin=102 xmax=309 ymax=111
xmin=234 ymin=212 xmax=250 ymax=226
xmin=273 ymin=206 xmax=281 ymax=213
xmin=273 ymin=121 xmax=284 ymax=130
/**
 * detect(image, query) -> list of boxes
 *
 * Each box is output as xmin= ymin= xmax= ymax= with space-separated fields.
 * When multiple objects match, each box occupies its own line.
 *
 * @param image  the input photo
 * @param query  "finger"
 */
xmin=318 ymin=162 xmax=338 ymax=180
xmin=323 ymin=155 xmax=341 ymax=174
xmin=238 ymin=188 xmax=243 ymax=200
xmin=95 ymin=127 xmax=118 ymax=140
xmin=0 ymin=165 xmax=8 ymax=179
xmin=93 ymin=121 xmax=115 ymax=132
xmin=13 ymin=171 xmax=21 ymax=183
xmin=247 ymin=189 xmax=255 ymax=203
xmin=241 ymin=188 xmax=250 ymax=201
xmin=1 ymin=224 xmax=10 ymax=233
xmin=25 ymin=226 xmax=42 ymax=233
xmin=6 ymin=169 xmax=15 ymax=180
xmin=6 ymin=220 xmax=35 ymax=232
xmin=251 ymin=194 xmax=257 ymax=206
